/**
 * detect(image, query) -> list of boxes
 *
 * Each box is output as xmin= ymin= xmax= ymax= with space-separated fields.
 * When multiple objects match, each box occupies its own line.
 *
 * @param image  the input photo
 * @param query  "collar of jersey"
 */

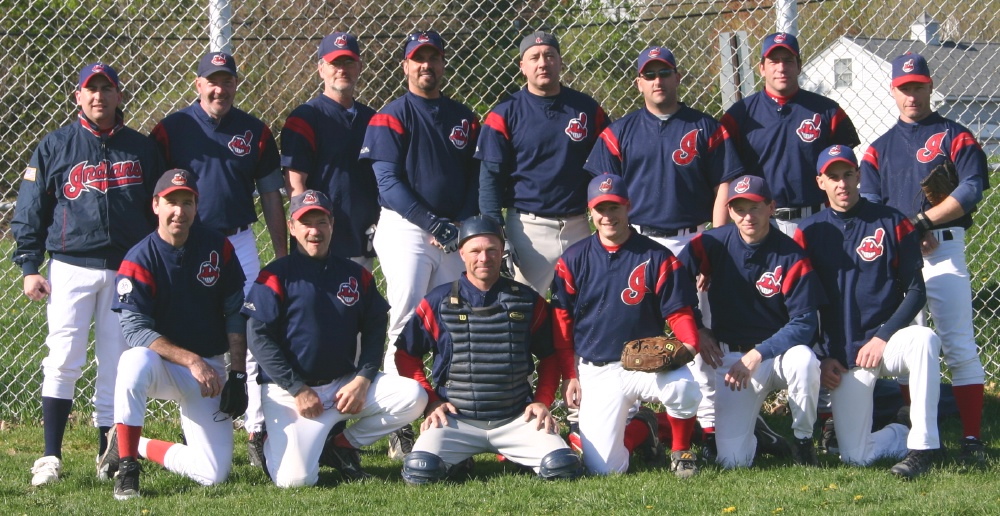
xmin=77 ymin=109 xmax=125 ymax=138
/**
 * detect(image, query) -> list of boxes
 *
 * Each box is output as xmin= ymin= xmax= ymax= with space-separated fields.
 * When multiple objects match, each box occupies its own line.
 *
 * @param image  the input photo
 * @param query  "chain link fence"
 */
xmin=1 ymin=0 xmax=998 ymax=422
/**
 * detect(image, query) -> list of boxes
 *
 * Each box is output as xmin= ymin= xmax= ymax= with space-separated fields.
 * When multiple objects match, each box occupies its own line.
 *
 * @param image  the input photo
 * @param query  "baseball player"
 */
xmin=797 ymin=145 xmax=943 ymax=479
xmin=151 ymin=51 xmax=286 ymax=466
xmin=552 ymin=174 xmax=702 ymax=477
xmin=678 ymin=175 xmax=824 ymax=468
xmin=98 ymin=169 xmax=248 ymax=499
xmin=282 ymin=32 xmax=379 ymax=270
xmin=584 ymin=45 xmax=744 ymax=457
xmin=721 ymin=32 xmax=860 ymax=234
xmin=859 ymin=53 xmax=989 ymax=465
xmin=360 ymin=30 xmax=480 ymax=459
xmin=242 ymin=190 xmax=426 ymax=487
xmin=393 ymin=216 xmax=582 ymax=484
xmin=11 ymin=62 xmax=163 ymax=486
xmin=476 ymin=31 xmax=608 ymax=295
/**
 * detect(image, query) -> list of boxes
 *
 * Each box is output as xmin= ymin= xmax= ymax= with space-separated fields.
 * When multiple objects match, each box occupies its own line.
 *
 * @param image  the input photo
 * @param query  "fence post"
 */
xmin=775 ymin=0 xmax=798 ymax=35
xmin=209 ymin=0 xmax=233 ymax=53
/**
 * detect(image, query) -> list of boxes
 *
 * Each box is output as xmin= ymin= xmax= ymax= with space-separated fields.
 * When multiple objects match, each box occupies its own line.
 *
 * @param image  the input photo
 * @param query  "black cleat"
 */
xmin=388 ymin=425 xmax=415 ymax=461
xmin=97 ymin=425 xmax=119 ymax=481
xmin=670 ymin=450 xmax=699 ymax=478
xmin=791 ymin=437 xmax=819 ymax=466
xmin=701 ymin=432 xmax=718 ymax=463
xmin=821 ymin=417 xmax=839 ymax=455
xmin=958 ymin=437 xmax=986 ymax=467
xmin=891 ymin=449 xmax=935 ymax=480
xmin=632 ymin=407 xmax=664 ymax=464
xmin=248 ymin=430 xmax=267 ymax=470
xmin=113 ymin=457 xmax=141 ymax=500
xmin=321 ymin=437 xmax=372 ymax=481
xmin=754 ymin=415 xmax=792 ymax=458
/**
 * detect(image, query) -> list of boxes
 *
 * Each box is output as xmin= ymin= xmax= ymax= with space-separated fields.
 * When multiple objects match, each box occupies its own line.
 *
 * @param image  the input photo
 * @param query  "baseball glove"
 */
xmin=920 ymin=160 xmax=958 ymax=206
xmin=219 ymin=371 xmax=248 ymax=418
xmin=621 ymin=336 xmax=694 ymax=373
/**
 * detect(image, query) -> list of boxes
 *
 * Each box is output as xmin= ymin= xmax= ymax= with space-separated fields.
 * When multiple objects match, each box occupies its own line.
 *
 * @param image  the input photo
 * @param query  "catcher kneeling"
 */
xmin=552 ymin=174 xmax=703 ymax=477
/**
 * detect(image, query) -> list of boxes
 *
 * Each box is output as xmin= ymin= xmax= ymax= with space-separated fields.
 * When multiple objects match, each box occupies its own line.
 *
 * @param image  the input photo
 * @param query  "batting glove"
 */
xmin=219 ymin=371 xmax=249 ymax=418
xmin=430 ymin=220 xmax=460 ymax=253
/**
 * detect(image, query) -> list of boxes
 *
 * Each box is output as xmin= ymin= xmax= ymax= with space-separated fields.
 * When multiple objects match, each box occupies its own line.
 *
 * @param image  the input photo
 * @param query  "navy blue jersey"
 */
xmin=281 ymin=95 xmax=379 ymax=258
xmin=151 ymin=103 xmax=281 ymax=232
xmin=794 ymin=199 xmax=922 ymax=368
xmin=475 ymin=86 xmax=608 ymax=216
xmin=551 ymin=231 xmax=698 ymax=362
xmin=11 ymin=113 xmax=163 ymax=274
xmin=113 ymin=225 xmax=245 ymax=357
xmin=860 ymin=112 xmax=990 ymax=229
xmin=585 ymin=105 xmax=743 ymax=230
xmin=395 ymin=274 xmax=552 ymax=396
xmin=680 ymin=224 xmax=824 ymax=355
xmin=360 ymin=92 xmax=480 ymax=220
xmin=721 ymin=90 xmax=859 ymax=208
xmin=242 ymin=252 xmax=389 ymax=383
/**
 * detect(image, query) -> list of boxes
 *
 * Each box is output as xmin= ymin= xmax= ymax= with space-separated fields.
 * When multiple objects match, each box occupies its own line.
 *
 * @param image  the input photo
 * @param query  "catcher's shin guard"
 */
xmin=538 ymin=448 xmax=583 ymax=480
xmin=401 ymin=451 xmax=448 ymax=485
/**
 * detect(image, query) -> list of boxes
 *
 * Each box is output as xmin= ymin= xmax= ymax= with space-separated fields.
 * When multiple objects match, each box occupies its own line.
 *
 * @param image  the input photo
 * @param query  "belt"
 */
xmin=580 ymin=358 xmax=614 ymax=367
xmin=774 ymin=204 xmax=824 ymax=221
xmin=931 ymin=228 xmax=955 ymax=242
xmin=305 ymin=379 xmax=335 ymax=387
xmin=639 ymin=225 xmax=699 ymax=238
xmin=719 ymin=341 xmax=755 ymax=353
xmin=224 ymin=224 xmax=252 ymax=236
xmin=514 ymin=208 xmax=586 ymax=219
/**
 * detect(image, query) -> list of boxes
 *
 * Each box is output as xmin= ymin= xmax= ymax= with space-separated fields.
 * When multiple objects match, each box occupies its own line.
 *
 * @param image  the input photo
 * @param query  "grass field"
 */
xmin=1 ymin=393 xmax=997 ymax=515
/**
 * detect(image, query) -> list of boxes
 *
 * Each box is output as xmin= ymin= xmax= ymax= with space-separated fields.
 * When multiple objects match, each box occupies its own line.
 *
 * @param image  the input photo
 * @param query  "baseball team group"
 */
xmin=12 ymin=25 xmax=990 ymax=499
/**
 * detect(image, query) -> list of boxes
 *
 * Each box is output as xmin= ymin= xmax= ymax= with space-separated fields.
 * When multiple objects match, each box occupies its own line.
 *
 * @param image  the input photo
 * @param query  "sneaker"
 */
xmin=670 ymin=450 xmax=699 ymax=478
xmin=821 ymin=418 xmax=838 ymax=455
xmin=631 ymin=406 xmax=663 ymax=463
xmin=754 ymin=415 xmax=791 ymax=458
xmin=958 ymin=437 xmax=986 ymax=467
xmin=113 ymin=457 xmax=141 ymax=500
xmin=320 ymin=440 xmax=372 ymax=481
xmin=97 ymin=426 xmax=120 ymax=481
xmin=891 ymin=449 xmax=934 ymax=480
xmin=791 ymin=437 xmax=819 ymax=466
xmin=701 ymin=432 xmax=717 ymax=463
xmin=248 ymin=431 xmax=267 ymax=470
xmin=387 ymin=425 xmax=415 ymax=461
xmin=30 ymin=456 xmax=61 ymax=486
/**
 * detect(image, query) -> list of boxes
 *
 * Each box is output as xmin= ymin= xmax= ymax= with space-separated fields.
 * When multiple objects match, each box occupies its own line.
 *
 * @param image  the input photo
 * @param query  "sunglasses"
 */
xmin=640 ymin=68 xmax=675 ymax=80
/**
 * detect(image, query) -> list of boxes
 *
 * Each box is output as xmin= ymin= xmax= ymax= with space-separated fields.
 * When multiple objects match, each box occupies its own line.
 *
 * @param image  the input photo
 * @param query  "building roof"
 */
xmin=846 ymin=36 xmax=1000 ymax=101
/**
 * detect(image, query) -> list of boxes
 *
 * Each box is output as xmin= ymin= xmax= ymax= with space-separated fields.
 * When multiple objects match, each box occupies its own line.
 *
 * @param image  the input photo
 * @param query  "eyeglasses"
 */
xmin=640 ymin=68 xmax=675 ymax=80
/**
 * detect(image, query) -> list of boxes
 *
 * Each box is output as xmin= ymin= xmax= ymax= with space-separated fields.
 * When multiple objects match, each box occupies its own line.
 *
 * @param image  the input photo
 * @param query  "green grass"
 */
xmin=1 ymin=395 xmax=998 ymax=515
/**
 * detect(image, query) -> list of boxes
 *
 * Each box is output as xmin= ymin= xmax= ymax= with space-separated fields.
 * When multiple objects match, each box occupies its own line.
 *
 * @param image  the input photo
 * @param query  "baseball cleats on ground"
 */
xmin=30 ymin=455 xmax=61 ymax=486
xmin=447 ymin=457 xmax=476 ymax=481
xmin=891 ymin=449 xmax=934 ymax=480
xmin=388 ymin=425 xmax=415 ymax=461
xmin=670 ymin=450 xmax=699 ymax=478
xmin=248 ymin=430 xmax=267 ymax=470
xmin=754 ymin=415 xmax=791 ymax=458
xmin=632 ymin=406 xmax=664 ymax=464
xmin=701 ymin=432 xmax=717 ymax=463
xmin=114 ymin=457 xmax=141 ymax=500
xmin=959 ymin=437 xmax=986 ymax=467
xmin=97 ymin=426 xmax=120 ymax=481
xmin=791 ymin=437 xmax=819 ymax=466
xmin=321 ymin=441 xmax=372 ymax=481
xmin=820 ymin=418 xmax=838 ymax=455
xmin=896 ymin=406 xmax=911 ymax=428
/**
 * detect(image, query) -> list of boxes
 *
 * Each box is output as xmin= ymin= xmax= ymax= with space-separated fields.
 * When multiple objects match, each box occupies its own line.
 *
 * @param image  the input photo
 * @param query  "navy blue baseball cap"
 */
xmin=588 ymin=174 xmax=629 ymax=208
xmin=761 ymin=32 xmax=799 ymax=59
xmin=78 ymin=63 xmax=121 ymax=89
xmin=290 ymin=190 xmax=333 ymax=220
xmin=637 ymin=46 xmax=677 ymax=74
xmin=728 ymin=175 xmax=772 ymax=204
xmin=816 ymin=145 xmax=859 ymax=175
xmin=155 ymin=169 xmax=199 ymax=197
xmin=519 ymin=31 xmax=560 ymax=57
xmin=319 ymin=32 xmax=360 ymax=62
xmin=197 ymin=52 xmax=239 ymax=78
xmin=891 ymin=53 xmax=932 ymax=87
xmin=403 ymin=31 xmax=445 ymax=60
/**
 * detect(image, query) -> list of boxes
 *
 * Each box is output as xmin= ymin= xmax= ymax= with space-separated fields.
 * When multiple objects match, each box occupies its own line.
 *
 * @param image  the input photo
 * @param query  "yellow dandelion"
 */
xmin=723 ymin=507 xmax=737 ymax=513
xmin=773 ymin=508 xmax=784 ymax=514
xmin=800 ymin=485 xmax=809 ymax=491
xmin=854 ymin=495 xmax=864 ymax=501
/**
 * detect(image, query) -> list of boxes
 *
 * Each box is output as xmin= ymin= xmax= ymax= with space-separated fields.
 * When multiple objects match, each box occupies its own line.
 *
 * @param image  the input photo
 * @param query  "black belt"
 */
xmin=931 ymin=229 xmax=955 ymax=241
xmin=639 ymin=226 xmax=699 ymax=238
xmin=580 ymin=358 xmax=613 ymax=367
xmin=224 ymin=224 xmax=251 ymax=236
xmin=514 ymin=208 xmax=586 ymax=219
xmin=774 ymin=204 xmax=824 ymax=221
xmin=305 ymin=379 xmax=335 ymax=387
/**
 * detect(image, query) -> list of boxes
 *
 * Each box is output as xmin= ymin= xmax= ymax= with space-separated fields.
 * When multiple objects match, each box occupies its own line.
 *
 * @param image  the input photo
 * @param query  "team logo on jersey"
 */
xmin=901 ymin=58 xmax=916 ymax=73
xmin=565 ymin=112 xmax=588 ymax=141
xmin=24 ymin=166 xmax=37 ymax=181
xmin=228 ymin=130 xmax=254 ymax=156
xmin=672 ymin=129 xmax=700 ymax=166
xmin=449 ymin=120 xmax=471 ymax=149
xmin=63 ymin=160 xmax=144 ymax=199
xmin=338 ymin=277 xmax=360 ymax=306
xmin=197 ymin=250 xmax=221 ymax=287
xmin=334 ymin=34 xmax=348 ymax=47
xmin=211 ymin=53 xmax=227 ymax=66
xmin=116 ymin=278 xmax=133 ymax=302
xmin=755 ymin=265 xmax=784 ymax=298
xmin=856 ymin=227 xmax=886 ymax=261
xmin=621 ymin=260 xmax=651 ymax=305
xmin=796 ymin=114 xmax=822 ymax=142
xmin=243 ymin=301 xmax=256 ymax=312
xmin=916 ymin=132 xmax=947 ymax=163
xmin=734 ymin=175 xmax=752 ymax=193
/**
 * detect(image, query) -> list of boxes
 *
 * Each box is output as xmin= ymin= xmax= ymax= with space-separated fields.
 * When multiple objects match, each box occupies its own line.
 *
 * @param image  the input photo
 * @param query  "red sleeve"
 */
xmin=666 ymin=307 xmax=700 ymax=352
xmin=552 ymin=307 xmax=577 ymax=379
xmin=394 ymin=349 xmax=439 ymax=404
xmin=533 ymin=354 xmax=560 ymax=407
